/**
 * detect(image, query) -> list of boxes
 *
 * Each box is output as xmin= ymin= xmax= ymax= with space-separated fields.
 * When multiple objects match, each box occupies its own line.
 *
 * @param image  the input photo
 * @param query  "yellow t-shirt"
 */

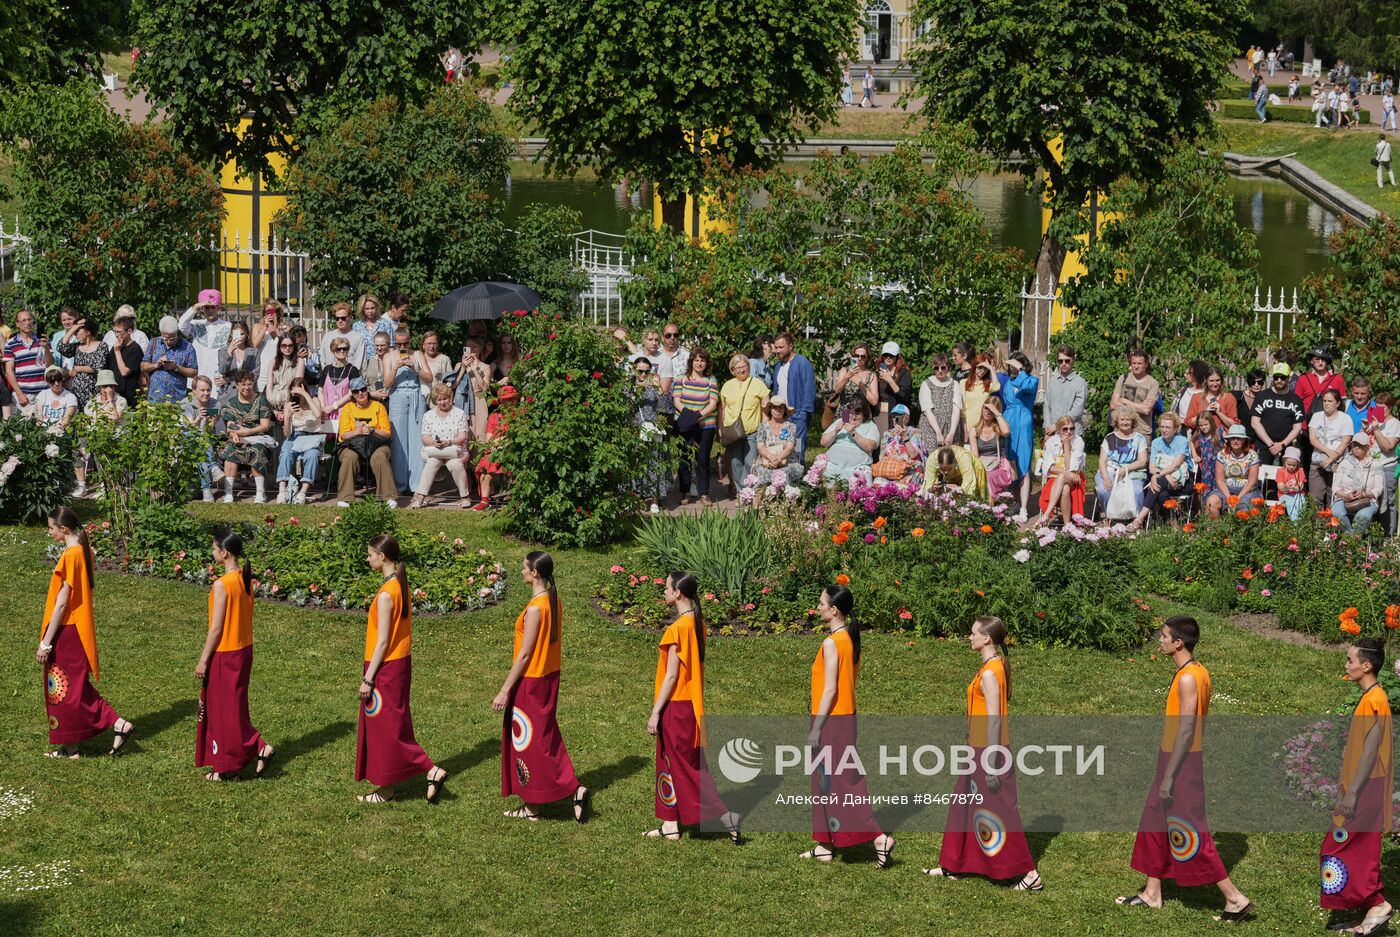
xmin=338 ymin=399 xmax=389 ymax=440
xmin=720 ymin=377 xmax=770 ymax=435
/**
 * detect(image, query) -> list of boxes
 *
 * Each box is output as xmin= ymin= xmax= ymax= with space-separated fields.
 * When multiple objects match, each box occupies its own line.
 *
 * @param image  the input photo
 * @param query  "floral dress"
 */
xmin=60 ymin=341 xmax=110 ymax=410
xmin=1194 ymin=432 xmax=1220 ymax=495
xmin=752 ymin=420 xmax=803 ymax=485
xmin=218 ymin=393 xmax=275 ymax=472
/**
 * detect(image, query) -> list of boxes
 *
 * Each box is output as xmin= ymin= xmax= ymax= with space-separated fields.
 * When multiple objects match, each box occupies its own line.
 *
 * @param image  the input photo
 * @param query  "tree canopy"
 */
xmin=1249 ymin=0 xmax=1400 ymax=71
xmin=0 ymin=0 xmax=127 ymax=96
xmin=498 ymin=0 xmax=859 ymax=232
xmin=0 ymin=81 xmax=222 ymax=331
xmin=1299 ymin=216 xmax=1400 ymax=385
xmin=130 ymin=0 xmax=479 ymax=180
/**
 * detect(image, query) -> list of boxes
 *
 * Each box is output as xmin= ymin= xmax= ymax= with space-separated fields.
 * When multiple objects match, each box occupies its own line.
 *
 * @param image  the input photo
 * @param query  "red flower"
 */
xmin=591 ymin=371 xmax=603 ymax=379
xmin=549 ymin=332 xmax=559 ymax=340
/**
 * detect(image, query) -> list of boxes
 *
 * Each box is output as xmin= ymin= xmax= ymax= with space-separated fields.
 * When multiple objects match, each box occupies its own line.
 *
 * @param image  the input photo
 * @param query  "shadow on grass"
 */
xmin=0 ymin=901 xmax=40 ymax=937
xmin=1025 ymin=814 xmax=1065 ymax=865
xmin=579 ymin=754 xmax=649 ymax=797
xmin=439 ymin=737 xmax=500 ymax=780
xmin=268 ymin=719 xmax=355 ymax=777
xmin=118 ymin=697 xmax=196 ymax=754
xmin=1162 ymin=831 xmax=1251 ymax=912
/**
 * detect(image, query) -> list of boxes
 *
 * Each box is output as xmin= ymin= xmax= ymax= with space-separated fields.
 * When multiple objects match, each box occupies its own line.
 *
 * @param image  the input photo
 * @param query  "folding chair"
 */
xmin=1258 ymin=463 xmax=1280 ymax=509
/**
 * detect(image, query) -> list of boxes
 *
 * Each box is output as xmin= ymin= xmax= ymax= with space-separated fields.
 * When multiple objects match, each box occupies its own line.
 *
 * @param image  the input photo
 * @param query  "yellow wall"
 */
xmin=1039 ymin=137 xmax=1118 ymax=335
xmin=218 ymin=121 xmax=289 ymax=307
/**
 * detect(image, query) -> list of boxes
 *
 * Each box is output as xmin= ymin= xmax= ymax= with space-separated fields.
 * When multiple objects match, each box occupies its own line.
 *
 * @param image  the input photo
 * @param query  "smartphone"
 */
xmin=840 ymin=407 xmax=850 ymax=423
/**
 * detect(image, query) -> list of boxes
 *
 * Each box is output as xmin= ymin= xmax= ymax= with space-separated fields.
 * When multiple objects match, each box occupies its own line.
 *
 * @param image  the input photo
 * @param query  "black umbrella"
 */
xmin=429 ymin=281 xmax=544 ymax=322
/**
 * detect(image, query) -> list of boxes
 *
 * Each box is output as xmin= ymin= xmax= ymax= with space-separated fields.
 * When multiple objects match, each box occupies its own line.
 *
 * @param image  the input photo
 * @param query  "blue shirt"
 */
xmin=1151 ymin=432 xmax=1192 ymax=474
xmin=1345 ymin=400 xmax=1378 ymax=433
xmin=143 ymin=336 xmax=198 ymax=402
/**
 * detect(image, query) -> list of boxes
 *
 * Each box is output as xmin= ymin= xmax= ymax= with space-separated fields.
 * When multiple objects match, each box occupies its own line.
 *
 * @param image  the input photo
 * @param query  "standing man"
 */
xmin=655 ymin=323 xmax=690 ymax=399
xmin=1250 ymin=363 xmax=1306 ymax=465
xmin=1115 ymin=616 xmax=1254 ymax=923
xmin=4 ymin=308 xmax=50 ymax=416
xmin=1296 ymin=347 xmax=1346 ymax=418
xmin=178 ymin=289 xmax=231 ymax=382
xmin=319 ymin=303 xmax=368 ymax=370
xmin=102 ymin=305 xmax=149 ymax=353
xmin=141 ymin=316 xmax=198 ymax=403
xmin=1108 ymin=348 xmax=1160 ymax=437
xmin=1346 ymin=379 xmax=1380 ymax=433
xmin=771 ymin=332 xmax=815 ymax=465
xmin=1377 ymin=134 xmax=1395 ymax=189
xmin=108 ymin=311 xmax=146 ymax=407
xmin=1043 ymin=344 xmax=1088 ymax=437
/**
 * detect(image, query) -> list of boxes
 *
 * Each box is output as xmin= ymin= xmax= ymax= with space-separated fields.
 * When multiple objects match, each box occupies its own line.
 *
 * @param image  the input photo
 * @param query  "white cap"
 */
xmin=1352 ymin=432 xmax=1372 ymax=447
xmin=880 ymin=341 xmax=900 ymax=357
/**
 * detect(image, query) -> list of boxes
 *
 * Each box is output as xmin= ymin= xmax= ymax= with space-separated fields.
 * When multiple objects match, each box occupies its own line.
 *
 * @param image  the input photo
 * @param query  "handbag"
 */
xmin=820 ymin=395 xmax=840 ymax=430
xmin=871 ymin=457 xmax=909 ymax=480
xmin=290 ymin=431 xmax=323 ymax=454
xmin=1105 ymin=473 xmax=1138 ymax=520
xmin=674 ymin=408 xmax=699 ymax=434
xmin=719 ymin=379 xmax=753 ymax=447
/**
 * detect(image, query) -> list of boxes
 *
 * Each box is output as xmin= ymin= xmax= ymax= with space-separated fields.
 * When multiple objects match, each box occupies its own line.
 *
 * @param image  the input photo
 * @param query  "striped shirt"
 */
xmin=4 ymin=332 xmax=49 ymax=397
xmin=673 ymin=377 xmax=719 ymax=429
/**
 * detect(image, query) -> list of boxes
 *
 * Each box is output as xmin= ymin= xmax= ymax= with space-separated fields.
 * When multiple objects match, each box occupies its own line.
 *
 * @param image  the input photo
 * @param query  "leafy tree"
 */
xmin=1298 ymin=216 xmax=1400 ymax=384
xmin=0 ymin=0 xmax=127 ymax=95
xmin=279 ymin=85 xmax=514 ymax=305
xmin=1056 ymin=147 xmax=1265 ymax=441
xmin=0 ymin=81 xmax=222 ymax=331
xmin=623 ymin=145 xmax=1024 ymax=377
xmin=907 ymin=0 xmax=1241 ymax=326
xmin=1249 ymin=0 xmax=1400 ymax=72
xmin=499 ymin=0 xmax=859 ymax=232
xmin=129 ymin=0 xmax=479 ymax=180
xmin=508 ymin=204 xmax=590 ymax=316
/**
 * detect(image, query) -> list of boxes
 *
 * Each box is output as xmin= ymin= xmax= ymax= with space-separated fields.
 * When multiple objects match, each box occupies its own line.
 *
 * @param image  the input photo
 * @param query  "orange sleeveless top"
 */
xmin=1342 ymin=684 xmax=1394 ymax=782
xmin=515 ymin=592 xmax=561 ymax=678
xmin=967 ymin=657 xmax=1010 ymax=748
xmin=655 ymin=611 xmax=707 ymax=747
xmin=810 ymin=628 xmax=857 ymax=716
xmin=365 ymin=577 xmax=411 ymax=663
xmin=43 ymin=544 xmax=99 ymax=679
xmin=211 ymin=568 xmax=253 ymax=652
xmin=1162 ymin=660 xmax=1210 ymax=752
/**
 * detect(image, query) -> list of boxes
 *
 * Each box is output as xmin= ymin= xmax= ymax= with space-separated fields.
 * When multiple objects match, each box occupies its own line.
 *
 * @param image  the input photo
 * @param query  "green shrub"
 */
xmin=1218 ymin=100 xmax=1370 ymax=123
xmin=634 ymin=510 xmax=771 ymax=601
xmin=0 ymin=417 xmax=76 ymax=524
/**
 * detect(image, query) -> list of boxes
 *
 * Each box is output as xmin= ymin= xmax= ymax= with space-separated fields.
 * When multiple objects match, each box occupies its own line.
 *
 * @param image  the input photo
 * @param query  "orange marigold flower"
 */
xmin=911 ymin=528 xmax=925 ymax=538
xmin=1251 ymin=497 xmax=1266 ymax=506
xmin=1388 ymin=618 xmax=1400 ymax=631
xmin=1227 ymin=495 xmax=1240 ymax=507
xmin=1194 ymin=482 xmax=1207 ymax=493
xmin=880 ymin=535 xmax=888 ymax=545
xmin=979 ymin=524 xmax=994 ymax=534
xmin=1330 ymin=517 xmax=1341 ymax=527
xmin=873 ymin=516 xmax=887 ymax=529
xmin=1183 ymin=523 xmax=1197 ymax=532
xmin=839 ymin=520 xmax=855 ymax=533
xmin=832 ymin=532 xmax=849 ymax=545
xmin=1242 ymin=568 xmax=1254 ymax=580
xmin=1162 ymin=499 xmax=1179 ymax=509
xmin=1319 ymin=509 xmax=1333 ymax=518
xmin=1249 ymin=508 xmax=1260 ymax=517
xmin=975 ymin=590 xmax=986 ymax=597
xmin=1340 ymin=607 xmax=1360 ymax=620
xmin=1387 ymin=604 xmax=1400 ymax=618
xmin=835 ymin=573 xmax=850 ymax=585
xmin=1236 ymin=510 xmax=1249 ymax=519
xmin=1340 ymin=620 xmax=1362 ymax=636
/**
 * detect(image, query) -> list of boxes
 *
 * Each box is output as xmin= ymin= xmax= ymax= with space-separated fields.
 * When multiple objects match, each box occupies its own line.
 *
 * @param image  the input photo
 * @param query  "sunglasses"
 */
xmin=279 ymin=343 xmax=294 ymax=350
xmin=47 ymin=376 xmax=63 ymax=383
xmin=1251 ymin=380 xmax=1265 ymax=386
xmin=1059 ymin=427 xmax=1073 ymax=434
xmin=1057 ymin=358 xmax=1072 ymax=364
xmin=663 ymin=332 xmax=679 ymax=338
xmin=934 ymin=365 xmax=948 ymax=372
xmin=635 ymin=368 xmax=651 ymax=375
xmin=334 ymin=316 xmax=350 ymax=322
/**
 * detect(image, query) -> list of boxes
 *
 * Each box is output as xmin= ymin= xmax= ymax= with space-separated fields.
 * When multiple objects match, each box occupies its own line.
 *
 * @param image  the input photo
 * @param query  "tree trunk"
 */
xmin=659 ymin=193 xmax=688 ymax=236
xmin=1022 ymin=231 xmax=1067 ymax=362
xmin=1303 ymin=36 xmax=1314 ymax=65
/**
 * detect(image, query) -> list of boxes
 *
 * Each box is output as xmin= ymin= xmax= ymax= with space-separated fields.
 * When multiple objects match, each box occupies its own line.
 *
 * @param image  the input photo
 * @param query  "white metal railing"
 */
xmin=185 ymin=232 xmax=313 ymax=316
xmin=0 ymin=217 xmax=31 ymax=289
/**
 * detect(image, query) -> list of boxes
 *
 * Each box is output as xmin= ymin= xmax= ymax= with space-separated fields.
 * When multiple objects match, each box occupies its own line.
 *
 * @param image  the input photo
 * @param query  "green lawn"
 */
xmin=1216 ymin=118 xmax=1400 ymax=215
xmin=0 ymin=503 xmax=1380 ymax=935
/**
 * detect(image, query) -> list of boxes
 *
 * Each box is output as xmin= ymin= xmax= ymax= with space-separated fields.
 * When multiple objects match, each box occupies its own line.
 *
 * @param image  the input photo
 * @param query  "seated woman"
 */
xmin=218 ymin=369 xmax=276 ymax=504
xmin=871 ymin=404 xmax=927 ymax=484
xmin=1037 ymin=417 xmax=1085 ymax=526
xmin=751 ymin=396 xmax=803 ymax=503
xmin=411 ymin=382 xmax=471 ymax=509
xmin=275 ymin=378 xmax=324 ymax=505
xmin=1331 ymin=433 xmax=1384 ymax=534
xmin=923 ymin=445 xmax=988 ymax=500
xmin=1205 ymin=424 xmax=1261 ymax=520
xmin=1095 ymin=407 xmax=1149 ymax=521
xmin=968 ymin=396 xmax=1015 ymax=501
xmin=473 ymin=385 xmax=517 ymax=511
xmin=1128 ymin=412 xmax=1190 ymax=530
xmin=820 ymin=398 xmax=880 ymax=487
xmin=319 ymin=336 xmax=361 ymax=425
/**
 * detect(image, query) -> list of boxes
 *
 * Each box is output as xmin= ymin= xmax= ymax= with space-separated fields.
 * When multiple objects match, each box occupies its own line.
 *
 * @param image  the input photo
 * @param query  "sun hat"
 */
xmin=44 ymin=365 xmax=65 ymax=382
xmin=766 ymin=395 xmax=791 ymax=413
xmin=1224 ymin=424 xmax=1248 ymax=440
xmin=1308 ymin=346 xmax=1332 ymax=364
xmin=1270 ymin=362 xmax=1291 ymax=377
xmin=1283 ymin=446 xmax=1302 ymax=461
xmin=95 ymin=369 xmax=117 ymax=388
xmin=1351 ymin=432 xmax=1372 ymax=447
xmin=880 ymin=341 xmax=901 ymax=357
xmin=349 ymin=377 xmax=368 ymax=392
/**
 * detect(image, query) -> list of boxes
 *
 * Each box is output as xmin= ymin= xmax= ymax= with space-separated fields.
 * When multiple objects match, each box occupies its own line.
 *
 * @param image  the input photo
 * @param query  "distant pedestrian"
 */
xmin=861 ymin=67 xmax=876 ymax=108
xmin=1288 ymin=75 xmax=1300 ymax=102
xmin=1383 ymin=92 xmax=1397 ymax=131
xmin=1377 ymin=134 xmax=1395 ymax=188
xmin=842 ymin=64 xmax=853 ymax=107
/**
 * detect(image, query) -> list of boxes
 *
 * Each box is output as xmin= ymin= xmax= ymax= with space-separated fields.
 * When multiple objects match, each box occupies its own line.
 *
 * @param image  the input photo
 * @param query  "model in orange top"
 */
xmin=645 ymin=572 xmax=740 ymax=843
xmin=801 ymin=584 xmax=895 ymax=867
xmin=1118 ymin=616 xmax=1254 ymax=922
xmin=194 ymin=531 xmax=273 ymax=779
xmin=925 ymin=616 xmax=1040 ymax=889
xmin=1320 ymin=637 xmax=1394 ymax=935
xmin=354 ymin=535 xmax=446 ymax=803
xmin=38 ymin=506 xmax=131 ymax=757
xmin=493 ymin=552 xmax=587 ymax=820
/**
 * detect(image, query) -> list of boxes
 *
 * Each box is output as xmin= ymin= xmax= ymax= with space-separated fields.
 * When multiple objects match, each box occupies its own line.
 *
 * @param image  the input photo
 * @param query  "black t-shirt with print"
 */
xmin=1251 ymin=389 xmax=1306 ymax=442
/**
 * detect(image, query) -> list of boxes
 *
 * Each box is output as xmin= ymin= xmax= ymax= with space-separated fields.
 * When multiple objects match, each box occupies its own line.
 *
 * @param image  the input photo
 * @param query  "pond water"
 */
xmin=501 ymin=167 xmax=1340 ymax=289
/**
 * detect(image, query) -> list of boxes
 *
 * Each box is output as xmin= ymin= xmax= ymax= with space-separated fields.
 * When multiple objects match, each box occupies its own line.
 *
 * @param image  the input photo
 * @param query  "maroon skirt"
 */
xmin=938 ymin=751 xmax=1035 ymax=878
xmin=811 ymin=714 xmax=882 ymax=848
xmin=1130 ymin=749 xmax=1227 ymax=886
xmin=1321 ymin=776 xmax=1388 ymax=911
xmin=654 ymin=700 xmax=728 ymax=825
xmin=355 ymin=657 xmax=434 ymax=787
xmin=196 ymin=646 xmax=265 ymax=775
xmin=502 ymin=671 xmax=580 ymax=804
xmin=44 ymin=625 xmax=117 ymax=745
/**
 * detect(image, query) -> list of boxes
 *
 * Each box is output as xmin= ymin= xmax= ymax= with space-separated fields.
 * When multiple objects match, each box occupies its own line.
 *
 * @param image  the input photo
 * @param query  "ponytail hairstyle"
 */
xmin=214 ymin=528 xmax=252 ymax=594
xmin=369 ymin=534 xmax=409 ymax=603
xmin=975 ymin=615 xmax=1011 ymax=701
xmin=50 ymin=506 xmax=93 ymax=590
xmin=525 ymin=550 xmax=561 ymax=643
xmin=823 ymin=585 xmax=860 ymax=666
xmin=669 ymin=571 xmax=705 ymax=662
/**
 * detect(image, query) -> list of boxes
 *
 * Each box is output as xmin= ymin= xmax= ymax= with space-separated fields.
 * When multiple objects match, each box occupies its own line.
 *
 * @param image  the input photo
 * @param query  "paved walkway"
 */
xmin=1230 ymin=57 xmax=1395 ymax=132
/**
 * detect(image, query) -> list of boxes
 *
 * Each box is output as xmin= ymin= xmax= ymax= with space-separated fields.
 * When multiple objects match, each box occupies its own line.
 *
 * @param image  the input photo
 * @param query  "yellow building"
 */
xmin=858 ymin=0 xmax=921 ymax=63
xmin=216 ymin=121 xmax=293 ymax=309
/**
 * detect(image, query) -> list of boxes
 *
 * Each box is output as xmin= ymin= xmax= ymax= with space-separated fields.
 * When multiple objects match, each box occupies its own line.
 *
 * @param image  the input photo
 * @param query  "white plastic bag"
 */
xmin=1105 ymin=474 xmax=1137 ymax=520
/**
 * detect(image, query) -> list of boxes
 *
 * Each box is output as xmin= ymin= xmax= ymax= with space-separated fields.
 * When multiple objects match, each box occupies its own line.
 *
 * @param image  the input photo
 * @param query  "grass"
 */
xmin=1217 ymin=117 xmax=1400 ymax=215
xmin=0 ymin=501 xmax=1382 ymax=935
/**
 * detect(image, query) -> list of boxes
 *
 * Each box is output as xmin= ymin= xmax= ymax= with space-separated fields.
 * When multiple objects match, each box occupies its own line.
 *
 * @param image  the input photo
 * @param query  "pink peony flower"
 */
xmin=610 ymin=565 xmax=625 ymax=574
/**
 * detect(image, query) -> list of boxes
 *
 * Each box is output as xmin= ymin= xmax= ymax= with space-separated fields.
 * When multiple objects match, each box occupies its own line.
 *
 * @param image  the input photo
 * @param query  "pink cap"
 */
xmin=197 ymin=289 xmax=223 ymax=307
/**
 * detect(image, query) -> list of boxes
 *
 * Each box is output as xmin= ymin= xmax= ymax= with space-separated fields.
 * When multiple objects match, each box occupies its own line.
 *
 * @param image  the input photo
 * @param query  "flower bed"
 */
xmin=63 ymin=501 xmax=507 ymax=615
xmin=600 ymin=482 xmax=1156 ymax=651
